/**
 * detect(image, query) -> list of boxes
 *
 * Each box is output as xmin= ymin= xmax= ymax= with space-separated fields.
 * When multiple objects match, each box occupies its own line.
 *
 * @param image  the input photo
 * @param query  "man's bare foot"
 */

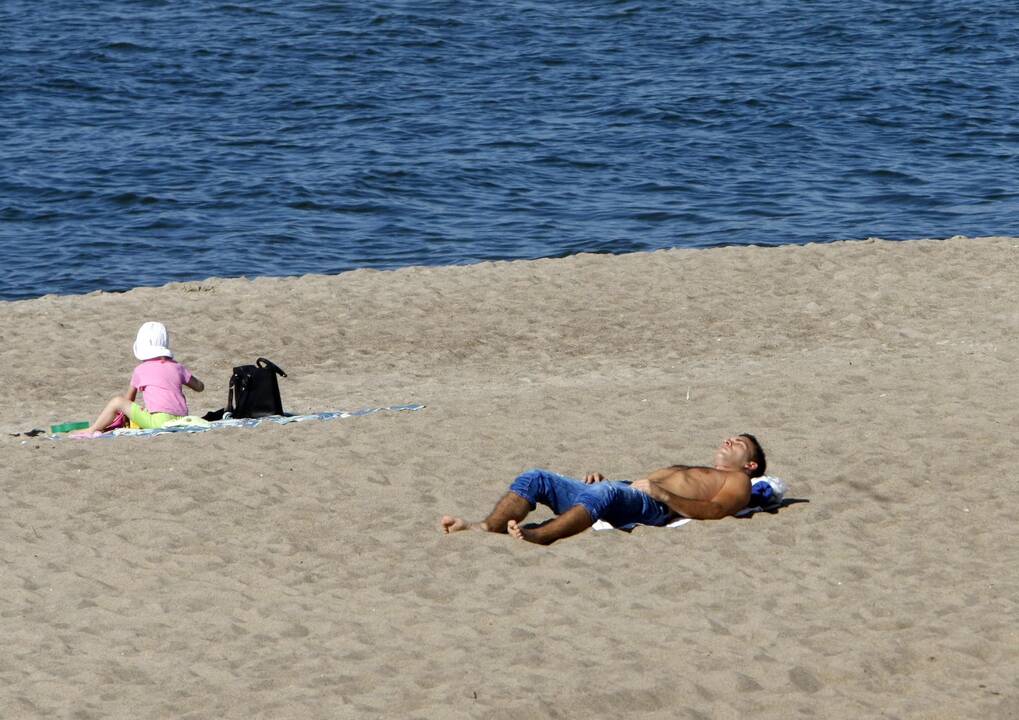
xmin=507 ymin=519 xmax=535 ymax=542
xmin=440 ymin=515 xmax=473 ymax=534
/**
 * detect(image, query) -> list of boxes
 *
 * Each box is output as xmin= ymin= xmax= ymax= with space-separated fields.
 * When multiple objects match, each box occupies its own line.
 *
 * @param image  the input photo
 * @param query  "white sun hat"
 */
xmin=133 ymin=321 xmax=173 ymax=361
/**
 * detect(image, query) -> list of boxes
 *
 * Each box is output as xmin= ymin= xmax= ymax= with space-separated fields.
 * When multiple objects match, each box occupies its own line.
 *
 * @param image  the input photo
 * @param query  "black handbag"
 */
xmin=227 ymin=357 xmax=287 ymax=418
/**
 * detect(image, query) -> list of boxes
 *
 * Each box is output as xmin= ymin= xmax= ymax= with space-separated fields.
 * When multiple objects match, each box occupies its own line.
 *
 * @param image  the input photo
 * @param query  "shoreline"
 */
xmin=3 ymin=235 xmax=1017 ymax=718
xmin=0 ymin=233 xmax=981 ymax=306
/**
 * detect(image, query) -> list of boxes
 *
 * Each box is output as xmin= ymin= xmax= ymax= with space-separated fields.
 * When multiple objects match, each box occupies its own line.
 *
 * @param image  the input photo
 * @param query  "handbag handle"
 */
xmin=256 ymin=357 xmax=287 ymax=377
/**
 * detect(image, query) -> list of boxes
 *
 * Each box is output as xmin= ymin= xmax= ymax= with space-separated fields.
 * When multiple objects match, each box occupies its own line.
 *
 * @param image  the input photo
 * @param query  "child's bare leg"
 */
xmin=75 ymin=395 xmax=133 ymax=435
xmin=507 ymin=504 xmax=593 ymax=545
xmin=440 ymin=492 xmax=531 ymax=534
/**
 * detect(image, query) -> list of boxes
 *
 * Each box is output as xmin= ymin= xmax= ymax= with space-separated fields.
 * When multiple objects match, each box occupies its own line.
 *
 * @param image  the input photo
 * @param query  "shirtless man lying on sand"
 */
xmin=440 ymin=434 xmax=766 ymax=545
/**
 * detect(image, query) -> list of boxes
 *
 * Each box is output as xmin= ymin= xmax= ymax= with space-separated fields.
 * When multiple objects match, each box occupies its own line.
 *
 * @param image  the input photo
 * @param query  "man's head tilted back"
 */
xmin=715 ymin=434 xmax=767 ymax=478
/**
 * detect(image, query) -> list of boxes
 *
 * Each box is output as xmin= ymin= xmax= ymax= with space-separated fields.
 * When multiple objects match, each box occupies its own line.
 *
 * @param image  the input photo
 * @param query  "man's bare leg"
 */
xmin=507 ymin=504 xmax=593 ymax=545
xmin=440 ymin=492 xmax=531 ymax=534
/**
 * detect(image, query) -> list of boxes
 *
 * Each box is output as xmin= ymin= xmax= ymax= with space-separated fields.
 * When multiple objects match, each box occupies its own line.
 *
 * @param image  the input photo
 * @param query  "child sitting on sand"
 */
xmin=72 ymin=321 xmax=204 ymax=437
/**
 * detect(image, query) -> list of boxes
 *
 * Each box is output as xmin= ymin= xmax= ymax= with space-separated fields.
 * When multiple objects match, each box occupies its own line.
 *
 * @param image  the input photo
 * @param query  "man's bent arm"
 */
xmin=635 ymin=479 xmax=749 ymax=520
xmin=656 ymin=491 xmax=734 ymax=520
xmin=642 ymin=466 xmax=692 ymax=483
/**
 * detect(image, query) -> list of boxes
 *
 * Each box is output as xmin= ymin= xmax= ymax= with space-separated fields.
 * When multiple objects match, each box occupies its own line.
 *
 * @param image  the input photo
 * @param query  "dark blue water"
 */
xmin=3 ymin=1 xmax=1018 ymax=301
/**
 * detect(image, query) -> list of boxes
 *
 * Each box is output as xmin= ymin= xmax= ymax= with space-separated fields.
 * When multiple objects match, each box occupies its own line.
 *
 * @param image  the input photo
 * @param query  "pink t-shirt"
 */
xmin=131 ymin=358 xmax=193 ymax=416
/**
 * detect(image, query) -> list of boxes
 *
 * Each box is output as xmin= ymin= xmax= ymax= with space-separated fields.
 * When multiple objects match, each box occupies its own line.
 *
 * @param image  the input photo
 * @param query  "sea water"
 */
xmin=2 ymin=0 xmax=1018 ymax=300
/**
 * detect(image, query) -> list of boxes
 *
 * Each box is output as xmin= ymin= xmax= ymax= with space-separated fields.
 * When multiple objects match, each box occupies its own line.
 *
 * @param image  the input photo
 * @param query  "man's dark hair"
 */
xmin=740 ymin=433 xmax=766 ymax=478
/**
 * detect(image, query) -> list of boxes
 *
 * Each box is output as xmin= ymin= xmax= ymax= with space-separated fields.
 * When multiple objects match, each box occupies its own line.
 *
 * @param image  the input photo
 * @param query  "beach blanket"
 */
xmin=43 ymin=404 xmax=425 ymax=441
xmin=592 ymin=475 xmax=787 ymax=531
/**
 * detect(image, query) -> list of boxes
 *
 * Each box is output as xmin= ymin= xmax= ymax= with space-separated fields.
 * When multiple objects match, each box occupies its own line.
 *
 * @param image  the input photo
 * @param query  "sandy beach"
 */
xmin=2 ymin=236 xmax=1017 ymax=719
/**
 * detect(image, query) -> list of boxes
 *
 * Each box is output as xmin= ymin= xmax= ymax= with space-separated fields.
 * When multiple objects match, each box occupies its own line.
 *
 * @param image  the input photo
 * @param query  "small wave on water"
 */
xmin=1 ymin=0 xmax=1018 ymax=300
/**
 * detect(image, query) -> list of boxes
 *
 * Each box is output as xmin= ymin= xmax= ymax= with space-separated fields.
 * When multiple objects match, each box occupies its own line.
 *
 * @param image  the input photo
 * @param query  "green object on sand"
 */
xmin=50 ymin=421 xmax=90 ymax=434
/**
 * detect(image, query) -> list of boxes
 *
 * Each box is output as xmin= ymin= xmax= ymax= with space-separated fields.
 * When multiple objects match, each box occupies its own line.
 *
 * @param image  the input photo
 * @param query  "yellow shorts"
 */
xmin=128 ymin=402 xmax=180 ymax=430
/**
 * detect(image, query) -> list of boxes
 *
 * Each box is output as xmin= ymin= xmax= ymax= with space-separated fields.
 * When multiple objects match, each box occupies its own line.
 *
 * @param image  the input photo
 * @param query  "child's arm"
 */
xmin=126 ymin=386 xmax=138 ymax=402
xmin=185 ymin=375 xmax=204 ymax=392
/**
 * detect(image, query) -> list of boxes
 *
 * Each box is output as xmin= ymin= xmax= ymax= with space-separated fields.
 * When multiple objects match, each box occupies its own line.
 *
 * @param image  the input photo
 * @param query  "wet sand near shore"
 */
xmin=2 ymin=236 xmax=1017 ymax=718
